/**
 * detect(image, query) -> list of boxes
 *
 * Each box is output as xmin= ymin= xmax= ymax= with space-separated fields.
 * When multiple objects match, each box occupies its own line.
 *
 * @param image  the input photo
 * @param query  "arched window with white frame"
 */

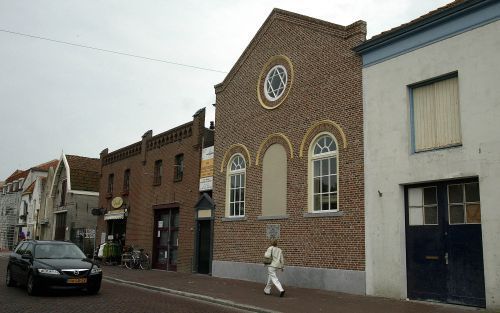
xmin=227 ymin=154 xmax=246 ymax=217
xmin=309 ymin=133 xmax=338 ymax=212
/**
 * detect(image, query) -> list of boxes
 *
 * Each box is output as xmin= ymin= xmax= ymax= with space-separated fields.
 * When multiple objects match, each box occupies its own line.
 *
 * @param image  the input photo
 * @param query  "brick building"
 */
xmin=96 ymin=109 xmax=214 ymax=273
xmin=212 ymin=9 xmax=366 ymax=294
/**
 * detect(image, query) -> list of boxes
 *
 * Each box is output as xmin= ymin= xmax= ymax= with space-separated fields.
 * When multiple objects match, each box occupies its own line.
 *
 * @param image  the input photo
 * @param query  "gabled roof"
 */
xmin=30 ymin=159 xmax=59 ymax=172
xmin=22 ymin=181 xmax=36 ymax=195
xmin=215 ymin=8 xmax=366 ymax=94
xmin=65 ymin=155 xmax=100 ymax=192
xmin=194 ymin=193 xmax=215 ymax=210
xmin=4 ymin=159 xmax=59 ymax=183
xmin=5 ymin=169 xmax=28 ymax=183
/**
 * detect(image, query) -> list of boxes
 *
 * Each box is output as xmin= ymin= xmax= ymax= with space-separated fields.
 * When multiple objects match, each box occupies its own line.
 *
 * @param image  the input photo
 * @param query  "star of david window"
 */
xmin=264 ymin=65 xmax=288 ymax=101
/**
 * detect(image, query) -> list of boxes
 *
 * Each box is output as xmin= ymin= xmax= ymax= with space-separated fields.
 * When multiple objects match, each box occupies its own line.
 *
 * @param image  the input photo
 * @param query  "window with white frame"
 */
xmin=264 ymin=65 xmax=287 ymax=101
xmin=227 ymin=154 xmax=246 ymax=217
xmin=410 ymin=74 xmax=461 ymax=152
xmin=310 ymin=134 xmax=338 ymax=212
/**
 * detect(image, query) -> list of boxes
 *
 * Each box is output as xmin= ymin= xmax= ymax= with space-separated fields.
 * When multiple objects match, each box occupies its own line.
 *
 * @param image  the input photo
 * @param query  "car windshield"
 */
xmin=34 ymin=243 xmax=86 ymax=259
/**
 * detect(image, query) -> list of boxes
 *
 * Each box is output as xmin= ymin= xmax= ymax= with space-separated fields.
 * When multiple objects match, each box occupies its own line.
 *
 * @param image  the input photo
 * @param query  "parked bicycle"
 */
xmin=122 ymin=249 xmax=150 ymax=270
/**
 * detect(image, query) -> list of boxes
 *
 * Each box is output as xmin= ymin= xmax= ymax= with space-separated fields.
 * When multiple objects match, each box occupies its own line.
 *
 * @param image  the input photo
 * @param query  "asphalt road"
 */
xmin=0 ymin=256 xmax=244 ymax=313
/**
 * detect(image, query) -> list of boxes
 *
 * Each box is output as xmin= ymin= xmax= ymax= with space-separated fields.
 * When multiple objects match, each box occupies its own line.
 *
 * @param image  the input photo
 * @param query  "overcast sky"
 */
xmin=0 ymin=0 xmax=451 ymax=179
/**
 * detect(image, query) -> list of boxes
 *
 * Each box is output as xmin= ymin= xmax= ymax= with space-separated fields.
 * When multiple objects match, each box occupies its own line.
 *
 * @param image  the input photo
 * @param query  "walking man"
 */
xmin=264 ymin=239 xmax=285 ymax=297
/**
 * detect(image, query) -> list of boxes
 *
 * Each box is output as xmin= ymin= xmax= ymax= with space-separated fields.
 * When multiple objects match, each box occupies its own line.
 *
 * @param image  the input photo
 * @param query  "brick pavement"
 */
xmin=101 ymin=264 xmax=484 ymax=313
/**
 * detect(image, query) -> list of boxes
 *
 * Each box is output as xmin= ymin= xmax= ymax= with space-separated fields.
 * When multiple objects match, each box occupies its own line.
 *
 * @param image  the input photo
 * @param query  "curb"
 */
xmin=104 ymin=276 xmax=280 ymax=313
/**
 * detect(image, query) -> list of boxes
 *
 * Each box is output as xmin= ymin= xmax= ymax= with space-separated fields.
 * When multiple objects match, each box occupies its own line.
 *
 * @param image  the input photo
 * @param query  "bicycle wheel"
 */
xmin=139 ymin=254 xmax=150 ymax=270
xmin=124 ymin=258 xmax=133 ymax=269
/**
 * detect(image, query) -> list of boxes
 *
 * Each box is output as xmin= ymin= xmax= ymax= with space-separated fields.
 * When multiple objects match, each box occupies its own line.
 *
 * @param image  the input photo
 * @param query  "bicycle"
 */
xmin=123 ymin=249 xmax=150 ymax=270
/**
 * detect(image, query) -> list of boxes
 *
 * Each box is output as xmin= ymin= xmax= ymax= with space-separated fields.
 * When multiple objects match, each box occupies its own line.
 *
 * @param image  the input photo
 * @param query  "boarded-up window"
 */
xmin=412 ymin=76 xmax=461 ymax=152
xmin=261 ymin=144 xmax=287 ymax=217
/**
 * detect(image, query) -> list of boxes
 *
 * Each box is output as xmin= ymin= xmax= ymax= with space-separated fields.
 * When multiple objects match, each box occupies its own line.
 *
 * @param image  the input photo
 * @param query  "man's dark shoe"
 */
xmin=280 ymin=290 xmax=285 ymax=297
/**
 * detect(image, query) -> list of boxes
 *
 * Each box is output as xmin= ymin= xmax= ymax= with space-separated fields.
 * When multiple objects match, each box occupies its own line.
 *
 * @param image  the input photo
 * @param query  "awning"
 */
xmin=104 ymin=209 xmax=126 ymax=221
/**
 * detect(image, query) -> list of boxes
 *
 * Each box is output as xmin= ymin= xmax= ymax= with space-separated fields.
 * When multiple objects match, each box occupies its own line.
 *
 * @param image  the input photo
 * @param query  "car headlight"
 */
xmin=90 ymin=266 xmax=102 ymax=274
xmin=38 ymin=269 xmax=60 ymax=275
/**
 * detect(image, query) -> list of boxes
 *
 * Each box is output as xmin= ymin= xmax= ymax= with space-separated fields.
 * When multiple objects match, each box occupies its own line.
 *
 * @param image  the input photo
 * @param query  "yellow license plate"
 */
xmin=67 ymin=278 xmax=87 ymax=284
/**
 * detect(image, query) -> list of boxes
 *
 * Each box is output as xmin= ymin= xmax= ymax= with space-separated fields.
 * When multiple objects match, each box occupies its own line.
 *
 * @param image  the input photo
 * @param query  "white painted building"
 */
xmin=355 ymin=0 xmax=500 ymax=309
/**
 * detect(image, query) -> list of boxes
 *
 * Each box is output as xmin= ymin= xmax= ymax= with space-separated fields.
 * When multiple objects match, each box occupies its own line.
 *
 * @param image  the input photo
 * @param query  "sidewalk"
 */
xmin=101 ymin=265 xmax=483 ymax=313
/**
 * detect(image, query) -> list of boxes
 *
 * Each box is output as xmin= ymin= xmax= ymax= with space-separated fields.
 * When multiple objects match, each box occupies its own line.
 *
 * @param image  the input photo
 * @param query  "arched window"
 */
xmin=227 ymin=154 xmax=246 ymax=217
xmin=310 ymin=133 xmax=338 ymax=212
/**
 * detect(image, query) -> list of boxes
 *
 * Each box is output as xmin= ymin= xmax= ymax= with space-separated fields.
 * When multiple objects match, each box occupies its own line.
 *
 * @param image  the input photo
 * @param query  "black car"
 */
xmin=5 ymin=240 xmax=102 ymax=295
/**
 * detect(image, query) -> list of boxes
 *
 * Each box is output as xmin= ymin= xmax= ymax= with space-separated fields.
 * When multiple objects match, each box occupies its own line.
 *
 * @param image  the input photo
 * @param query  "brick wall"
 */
xmin=213 ymin=10 xmax=366 ymax=271
xmin=97 ymin=109 xmax=207 ymax=273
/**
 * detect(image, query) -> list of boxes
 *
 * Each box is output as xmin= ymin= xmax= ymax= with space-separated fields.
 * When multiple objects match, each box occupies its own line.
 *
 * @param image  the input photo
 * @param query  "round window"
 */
xmin=264 ymin=65 xmax=287 ymax=101
xmin=257 ymin=55 xmax=294 ymax=110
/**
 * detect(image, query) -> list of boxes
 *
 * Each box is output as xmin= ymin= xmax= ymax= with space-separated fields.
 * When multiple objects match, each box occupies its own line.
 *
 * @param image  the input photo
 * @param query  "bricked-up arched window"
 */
xmin=310 ymin=133 xmax=338 ymax=212
xmin=227 ymin=154 xmax=246 ymax=217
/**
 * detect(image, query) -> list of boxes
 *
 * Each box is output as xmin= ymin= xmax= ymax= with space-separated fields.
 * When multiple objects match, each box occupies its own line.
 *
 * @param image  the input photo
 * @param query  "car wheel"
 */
xmin=87 ymin=282 xmax=101 ymax=295
xmin=6 ymin=267 xmax=16 ymax=287
xmin=26 ymin=272 xmax=38 ymax=296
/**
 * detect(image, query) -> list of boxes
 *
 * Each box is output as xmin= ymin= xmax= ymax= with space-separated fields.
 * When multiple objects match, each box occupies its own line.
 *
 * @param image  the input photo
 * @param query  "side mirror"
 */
xmin=21 ymin=253 xmax=33 ymax=260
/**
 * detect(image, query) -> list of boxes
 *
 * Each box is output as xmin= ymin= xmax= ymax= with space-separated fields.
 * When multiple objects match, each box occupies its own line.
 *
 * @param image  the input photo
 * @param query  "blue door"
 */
xmin=405 ymin=179 xmax=485 ymax=307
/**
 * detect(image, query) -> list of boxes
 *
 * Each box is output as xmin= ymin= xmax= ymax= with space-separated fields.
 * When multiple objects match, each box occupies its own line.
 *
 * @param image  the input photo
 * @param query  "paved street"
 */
xmin=0 ymin=256 xmax=244 ymax=313
xmin=0 ymin=253 xmax=485 ymax=313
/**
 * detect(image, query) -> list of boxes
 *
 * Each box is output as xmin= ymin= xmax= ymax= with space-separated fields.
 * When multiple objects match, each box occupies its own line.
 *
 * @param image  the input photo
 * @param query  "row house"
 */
xmin=0 ymin=160 xmax=57 ymax=250
xmin=355 ymin=0 xmax=499 ymax=309
xmin=48 ymin=153 xmax=100 ymax=255
xmin=0 ymin=170 xmax=27 ymax=250
xmin=96 ymin=108 xmax=214 ymax=273
xmin=18 ymin=160 xmax=58 ymax=241
xmin=212 ymin=9 xmax=366 ymax=294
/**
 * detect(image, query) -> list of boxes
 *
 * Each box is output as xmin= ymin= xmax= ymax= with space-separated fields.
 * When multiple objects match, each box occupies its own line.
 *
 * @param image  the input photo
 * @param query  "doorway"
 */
xmin=405 ymin=179 xmax=485 ymax=307
xmin=153 ymin=208 xmax=179 ymax=271
xmin=196 ymin=220 xmax=211 ymax=274
xmin=107 ymin=219 xmax=126 ymax=246
xmin=54 ymin=212 xmax=67 ymax=241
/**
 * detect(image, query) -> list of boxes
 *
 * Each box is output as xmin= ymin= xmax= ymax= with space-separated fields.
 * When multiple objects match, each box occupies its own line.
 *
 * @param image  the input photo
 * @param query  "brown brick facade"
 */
xmin=213 ymin=9 xmax=366 ymax=272
xmin=97 ymin=109 xmax=209 ymax=273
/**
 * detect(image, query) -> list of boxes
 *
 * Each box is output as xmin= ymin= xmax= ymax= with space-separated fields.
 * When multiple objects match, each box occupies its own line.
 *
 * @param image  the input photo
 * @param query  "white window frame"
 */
xmin=226 ymin=154 xmax=246 ymax=217
xmin=308 ymin=132 xmax=339 ymax=212
xmin=264 ymin=65 xmax=287 ymax=101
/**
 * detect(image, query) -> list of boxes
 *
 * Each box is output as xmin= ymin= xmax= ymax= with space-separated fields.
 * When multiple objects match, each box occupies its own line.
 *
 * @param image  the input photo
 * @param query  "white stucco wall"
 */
xmin=363 ymin=20 xmax=500 ymax=309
